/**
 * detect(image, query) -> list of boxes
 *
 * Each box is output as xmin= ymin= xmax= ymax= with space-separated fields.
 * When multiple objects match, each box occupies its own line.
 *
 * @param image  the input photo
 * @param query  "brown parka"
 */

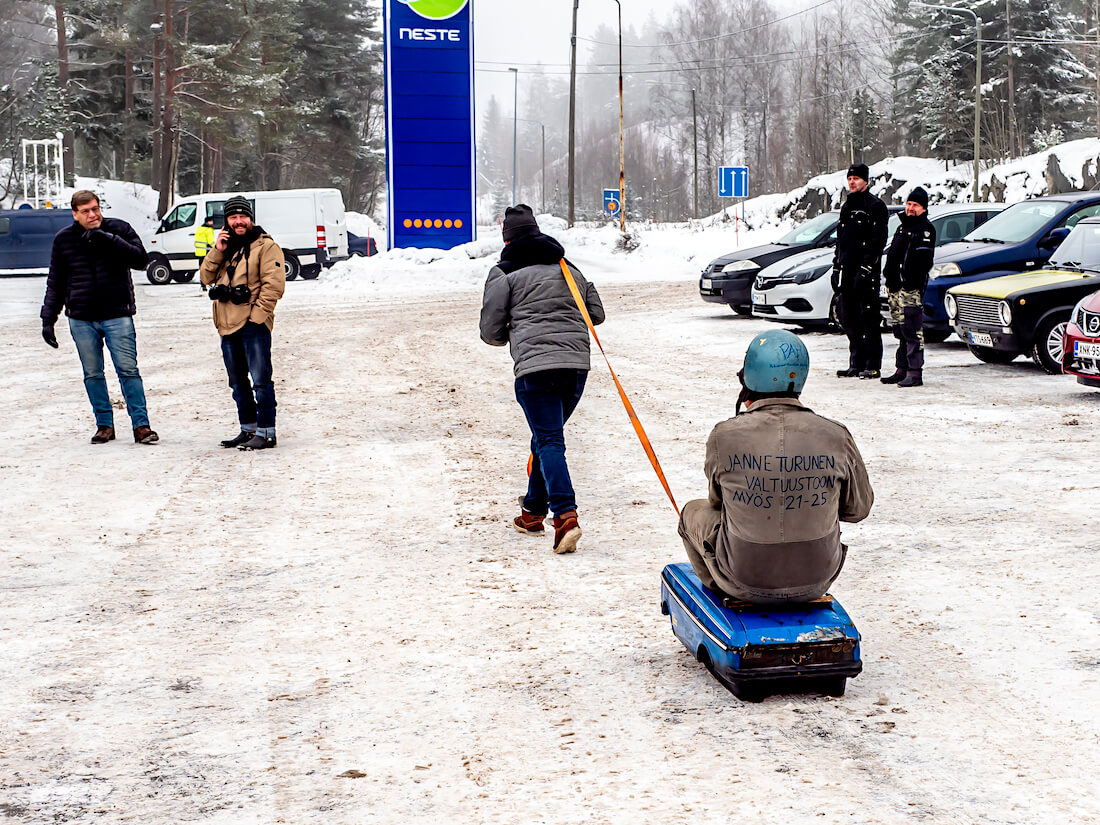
xmin=198 ymin=232 xmax=285 ymax=336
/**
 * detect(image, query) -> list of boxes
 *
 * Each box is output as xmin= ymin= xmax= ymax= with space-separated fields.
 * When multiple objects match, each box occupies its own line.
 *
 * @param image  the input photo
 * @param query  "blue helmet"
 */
xmin=742 ymin=330 xmax=810 ymax=393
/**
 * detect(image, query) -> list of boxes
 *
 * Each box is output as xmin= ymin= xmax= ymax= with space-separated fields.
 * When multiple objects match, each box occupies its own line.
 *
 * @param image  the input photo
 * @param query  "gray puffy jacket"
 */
xmin=480 ymin=253 xmax=605 ymax=378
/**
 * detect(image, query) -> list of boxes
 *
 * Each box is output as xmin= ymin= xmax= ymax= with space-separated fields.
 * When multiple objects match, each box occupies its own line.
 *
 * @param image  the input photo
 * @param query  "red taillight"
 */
xmin=316 ymin=225 xmax=326 ymax=247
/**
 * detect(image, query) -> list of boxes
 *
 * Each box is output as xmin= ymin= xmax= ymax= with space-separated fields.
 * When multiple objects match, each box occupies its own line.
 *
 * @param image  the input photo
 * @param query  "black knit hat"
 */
xmin=502 ymin=204 xmax=538 ymax=242
xmin=223 ymin=195 xmax=254 ymax=220
xmin=847 ymin=163 xmax=870 ymax=182
xmin=907 ymin=186 xmax=929 ymax=210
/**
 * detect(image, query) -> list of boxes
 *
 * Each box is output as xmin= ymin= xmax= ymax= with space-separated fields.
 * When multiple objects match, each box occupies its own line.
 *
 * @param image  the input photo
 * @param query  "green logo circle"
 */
xmin=398 ymin=0 xmax=468 ymax=21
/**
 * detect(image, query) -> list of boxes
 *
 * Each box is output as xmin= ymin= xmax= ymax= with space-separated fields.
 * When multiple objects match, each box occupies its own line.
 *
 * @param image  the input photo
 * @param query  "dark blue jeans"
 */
xmin=220 ymin=322 xmax=276 ymax=428
xmin=515 ymin=369 xmax=587 ymax=517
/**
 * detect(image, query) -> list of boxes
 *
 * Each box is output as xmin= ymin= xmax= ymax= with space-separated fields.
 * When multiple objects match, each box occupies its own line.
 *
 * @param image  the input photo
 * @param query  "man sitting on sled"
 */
xmin=678 ymin=330 xmax=874 ymax=604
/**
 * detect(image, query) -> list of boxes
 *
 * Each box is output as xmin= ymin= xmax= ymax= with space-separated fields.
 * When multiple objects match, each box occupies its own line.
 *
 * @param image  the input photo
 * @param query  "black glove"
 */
xmin=830 ymin=267 xmax=841 ymax=292
xmin=82 ymin=228 xmax=117 ymax=245
xmin=857 ymin=264 xmax=874 ymax=287
xmin=42 ymin=322 xmax=58 ymax=348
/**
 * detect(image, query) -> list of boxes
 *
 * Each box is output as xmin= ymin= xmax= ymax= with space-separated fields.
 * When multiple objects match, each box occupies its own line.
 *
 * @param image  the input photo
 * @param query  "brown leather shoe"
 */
xmin=133 ymin=425 xmax=159 ymax=444
xmin=91 ymin=426 xmax=115 ymax=444
xmin=513 ymin=509 xmax=546 ymax=535
xmin=551 ymin=510 xmax=582 ymax=554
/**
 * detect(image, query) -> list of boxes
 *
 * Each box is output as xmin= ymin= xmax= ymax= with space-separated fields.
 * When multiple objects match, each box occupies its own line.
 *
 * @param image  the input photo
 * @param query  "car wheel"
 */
xmin=171 ymin=271 xmax=195 ymax=283
xmin=967 ymin=344 xmax=1018 ymax=365
xmin=299 ymin=264 xmax=321 ymax=280
xmin=923 ymin=328 xmax=950 ymax=345
xmin=1031 ymin=314 xmax=1069 ymax=375
xmin=283 ymin=254 xmax=300 ymax=281
xmin=146 ymin=257 xmax=172 ymax=285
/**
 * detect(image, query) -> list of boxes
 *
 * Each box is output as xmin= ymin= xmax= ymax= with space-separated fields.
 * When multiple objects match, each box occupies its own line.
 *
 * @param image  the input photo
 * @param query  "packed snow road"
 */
xmin=0 ymin=273 xmax=1097 ymax=824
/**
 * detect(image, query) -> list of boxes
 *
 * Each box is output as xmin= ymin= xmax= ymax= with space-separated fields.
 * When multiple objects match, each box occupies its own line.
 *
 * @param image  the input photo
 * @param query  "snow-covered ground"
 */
xmin=1 ymin=217 xmax=1097 ymax=822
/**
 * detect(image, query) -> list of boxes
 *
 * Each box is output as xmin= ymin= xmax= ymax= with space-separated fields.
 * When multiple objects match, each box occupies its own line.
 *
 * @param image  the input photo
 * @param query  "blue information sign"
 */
xmin=718 ymin=166 xmax=749 ymax=199
xmin=603 ymin=188 xmax=621 ymax=218
xmin=385 ymin=0 xmax=476 ymax=250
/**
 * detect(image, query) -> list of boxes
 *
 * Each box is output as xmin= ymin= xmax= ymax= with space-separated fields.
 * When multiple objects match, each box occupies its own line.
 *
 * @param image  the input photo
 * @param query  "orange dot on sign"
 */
xmin=413 ymin=219 xmax=422 ymax=228
xmin=434 ymin=219 xmax=443 ymax=228
xmin=444 ymin=219 xmax=453 ymax=228
xmin=403 ymin=219 xmax=412 ymax=228
xmin=454 ymin=219 xmax=463 ymax=228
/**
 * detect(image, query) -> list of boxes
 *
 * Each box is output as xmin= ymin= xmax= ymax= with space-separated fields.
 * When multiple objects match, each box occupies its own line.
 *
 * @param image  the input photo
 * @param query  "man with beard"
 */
xmin=480 ymin=205 xmax=605 ymax=554
xmin=199 ymin=195 xmax=285 ymax=450
xmin=881 ymin=187 xmax=936 ymax=387
xmin=831 ymin=163 xmax=889 ymax=379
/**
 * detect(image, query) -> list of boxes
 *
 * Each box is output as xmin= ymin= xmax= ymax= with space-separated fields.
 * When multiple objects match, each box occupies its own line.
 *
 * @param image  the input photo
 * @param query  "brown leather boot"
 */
xmin=551 ymin=510 xmax=582 ymax=554
xmin=91 ymin=426 xmax=115 ymax=444
xmin=513 ymin=509 xmax=546 ymax=535
xmin=133 ymin=425 xmax=159 ymax=444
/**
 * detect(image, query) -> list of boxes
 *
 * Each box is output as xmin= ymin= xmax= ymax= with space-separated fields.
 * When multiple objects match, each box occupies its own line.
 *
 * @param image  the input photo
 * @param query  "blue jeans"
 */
xmin=514 ymin=369 xmax=587 ymax=517
xmin=220 ymin=322 xmax=276 ymax=428
xmin=68 ymin=316 xmax=149 ymax=428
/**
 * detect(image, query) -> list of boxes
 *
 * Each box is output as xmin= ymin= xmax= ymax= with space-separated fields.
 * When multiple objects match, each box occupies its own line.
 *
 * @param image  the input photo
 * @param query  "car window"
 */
xmin=1048 ymin=222 xmax=1100 ymax=269
xmin=775 ymin=212 xmax=837 ymax=245
xmin=1060 ymin=203 xmax=1100 ymax=230
xmin=933 ymin=214 xmax=975 ymax=245
xmin=163 ymin=203 xmax=197 ymax=231
xmin=973 ymin=210 xmax=995 ymax=229
xmin=963 ymin=201 xmax=1060 ymax=243
xmin=886 ymin=214 xmax=901 ymax=237
xmin=0 ymin=217 xmax=9 ymax=235
xmin=13 ymin=216 xmax=55 ymax=234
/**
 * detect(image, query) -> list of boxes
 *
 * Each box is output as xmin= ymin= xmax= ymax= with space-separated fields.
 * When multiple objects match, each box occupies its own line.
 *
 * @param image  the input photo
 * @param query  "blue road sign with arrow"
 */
xmin=603 ymin=188 xmax=621 ymax=218
xmin=718 ymin=166 xmax=749 ymax=199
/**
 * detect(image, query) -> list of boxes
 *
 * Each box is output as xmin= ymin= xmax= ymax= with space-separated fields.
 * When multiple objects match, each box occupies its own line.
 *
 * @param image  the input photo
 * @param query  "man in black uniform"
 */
xmin=881 ymin=186 xmax=936 ymax=387
xmin=831 ymin=163 xmax=889 ymax=379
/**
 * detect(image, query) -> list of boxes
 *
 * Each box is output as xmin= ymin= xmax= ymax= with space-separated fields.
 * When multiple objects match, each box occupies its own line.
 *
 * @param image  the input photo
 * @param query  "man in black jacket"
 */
xmin=831 ymin=163 xmax=889 ymax=379
xmin=881 ymin=186 xmax=936 ymax=387
xmin=480 ymin=205 xmax=604 ymax=555
xmin=40 ymin=190 xmax=158 ymax=444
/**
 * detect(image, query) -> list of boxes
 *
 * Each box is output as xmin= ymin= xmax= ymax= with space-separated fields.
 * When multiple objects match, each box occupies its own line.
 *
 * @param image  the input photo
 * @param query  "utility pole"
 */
xmin=691 ymin=88 xmax=698 ymax=219
xmin=509 ymin=67 xmax=518 ymax=205
xmin=568 ymin=0 xmax=579 ymax=226
xmin=612 ymin=0 xmax=624 ymax=233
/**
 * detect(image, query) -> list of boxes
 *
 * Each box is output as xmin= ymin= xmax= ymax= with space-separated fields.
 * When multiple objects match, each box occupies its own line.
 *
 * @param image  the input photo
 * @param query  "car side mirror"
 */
xmin=1039 ymin=227 xmax=1070 ymax=250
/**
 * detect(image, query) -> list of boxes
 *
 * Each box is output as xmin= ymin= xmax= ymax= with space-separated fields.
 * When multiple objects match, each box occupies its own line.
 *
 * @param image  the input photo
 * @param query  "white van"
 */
xmin=143 ymin=188 xmax=349 ymax=284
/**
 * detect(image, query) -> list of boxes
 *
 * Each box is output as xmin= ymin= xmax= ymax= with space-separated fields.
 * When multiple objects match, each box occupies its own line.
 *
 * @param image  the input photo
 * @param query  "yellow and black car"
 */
xmin=946 ymin=217 xmax=1100 ymax=374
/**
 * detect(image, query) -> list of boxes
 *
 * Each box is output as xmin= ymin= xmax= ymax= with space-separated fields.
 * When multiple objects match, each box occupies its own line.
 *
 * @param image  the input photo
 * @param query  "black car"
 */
xmin=347 ymin=232 xmax=378 ymax=257
xmin=699 ymin=211 xmax=841 ymax=314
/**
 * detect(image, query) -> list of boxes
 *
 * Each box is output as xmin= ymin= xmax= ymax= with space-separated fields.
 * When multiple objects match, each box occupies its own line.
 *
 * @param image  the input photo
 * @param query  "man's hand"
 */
xmin=82 ymin=228 xmax=117 ymax=245
xmin=42 ymin=323 xmax=58 ymax=349
xmin=215 ymin=230 xmax=230 ymax=251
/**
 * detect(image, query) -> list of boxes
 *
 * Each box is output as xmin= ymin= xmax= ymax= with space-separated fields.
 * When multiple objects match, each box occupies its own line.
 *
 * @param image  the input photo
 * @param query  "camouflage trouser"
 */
xmin=888 ymin=289 xmax=924 ymax=376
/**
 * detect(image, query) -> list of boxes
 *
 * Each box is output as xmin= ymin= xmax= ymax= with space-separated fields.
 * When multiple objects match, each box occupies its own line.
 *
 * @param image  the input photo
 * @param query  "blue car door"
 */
xmin=9 ymin=214 xmax=58 ymax=270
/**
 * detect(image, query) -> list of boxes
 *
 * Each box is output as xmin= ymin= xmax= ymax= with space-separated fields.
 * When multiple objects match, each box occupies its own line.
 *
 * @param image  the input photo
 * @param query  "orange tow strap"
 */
xmin=559 ymin=259 xmax=680 ymax=515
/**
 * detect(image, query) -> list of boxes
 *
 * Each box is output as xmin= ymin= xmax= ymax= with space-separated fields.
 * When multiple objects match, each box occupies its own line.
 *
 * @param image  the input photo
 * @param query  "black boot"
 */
xmin=880 ymin=371 xmax=906 ymax=384
xmin=220 ymin=430 xmax=255 ymax=448
xmin=836 ymin=367 xmax=861 ymax=378
xmin=858 ymin=369 xmax=881 ymax=380
xmin=898 ymin=373 xmax=923 ymax=387
xmin=239 ymin=433 xmax=277 ymax=450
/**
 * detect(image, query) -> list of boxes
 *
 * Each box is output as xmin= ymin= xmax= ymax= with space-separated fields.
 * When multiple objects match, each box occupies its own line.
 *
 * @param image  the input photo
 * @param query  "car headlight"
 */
xmin=793 ymin=267 xmax=829 ymax=285
xmin=931 ymin=262 xmax=961 ymax=279
xmin=998 ymin=300 xmax=1012 ymax=326
xmin=944 ymin=293 xmax=957 ymax=320
xmin=722 ymin=259 xmax=760 ymax=273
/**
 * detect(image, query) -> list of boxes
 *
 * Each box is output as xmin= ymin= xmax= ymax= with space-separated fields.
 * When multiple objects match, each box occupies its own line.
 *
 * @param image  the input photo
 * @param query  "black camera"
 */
xmin=208 ymin=283 xmax=251 ymax=304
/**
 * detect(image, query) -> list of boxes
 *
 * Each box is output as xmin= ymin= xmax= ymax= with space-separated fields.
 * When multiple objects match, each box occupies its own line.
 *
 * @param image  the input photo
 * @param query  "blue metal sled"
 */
xmin=660 ymin=562 xmax=862 ymax=701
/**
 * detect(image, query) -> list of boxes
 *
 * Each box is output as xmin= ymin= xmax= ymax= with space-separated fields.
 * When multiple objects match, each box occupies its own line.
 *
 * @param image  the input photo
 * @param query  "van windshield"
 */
xmin=776 ymin=212 xmax=837 ymax=245
xmin=963 ymin=201 xmax=1059 ymax=244
xmin=1048 ymin=223 xmax=1100 ymax=271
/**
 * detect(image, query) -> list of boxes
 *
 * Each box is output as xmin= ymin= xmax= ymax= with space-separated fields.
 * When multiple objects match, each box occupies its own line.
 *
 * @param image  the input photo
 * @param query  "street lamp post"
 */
xmin=509 ymin=67 xmax=519 ymax=205
xmin=610 ymin=0 xmax=625 ymax=233
xmin=915 ymin=2 xmax=981 ymax=202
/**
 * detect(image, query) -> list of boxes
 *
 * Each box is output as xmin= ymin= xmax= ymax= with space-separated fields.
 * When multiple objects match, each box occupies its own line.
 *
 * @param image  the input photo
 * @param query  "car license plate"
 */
xmin=1074 ymin=341 xmax=1100 ymax=359
xmin=968 ymin=331 xmax=994 ymax=347
xmin=751 ymin=289 xmax=766 ymax=306
xmin=701 ymin=278 xmax=712 ymax=290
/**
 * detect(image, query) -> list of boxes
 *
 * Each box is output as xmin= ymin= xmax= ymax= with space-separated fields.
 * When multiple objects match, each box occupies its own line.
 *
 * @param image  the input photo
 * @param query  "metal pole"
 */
xmin=914 ymin=2 xmax=980 ymax=201
xmin=692 ymin=88 xmax=698 ymax=219
xmin=541 ymin=123 xmax=546 ymax=215
xmin=568 ymin=0 xmax=579 ymax=226
xmin=509 ymin=67 xmax=518 ymax=205
xmin=612 ymin=0 xmax=624 ymax=233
